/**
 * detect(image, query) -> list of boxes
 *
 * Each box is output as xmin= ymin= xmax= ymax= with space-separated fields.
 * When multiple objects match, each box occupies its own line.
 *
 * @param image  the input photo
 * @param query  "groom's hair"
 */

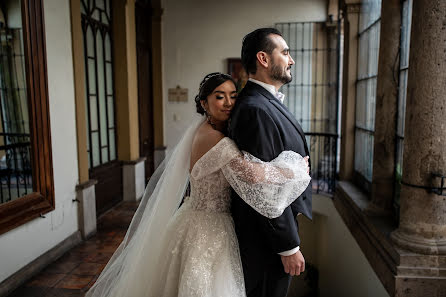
xmin=241 ymin=28 xmax=282 ymax=75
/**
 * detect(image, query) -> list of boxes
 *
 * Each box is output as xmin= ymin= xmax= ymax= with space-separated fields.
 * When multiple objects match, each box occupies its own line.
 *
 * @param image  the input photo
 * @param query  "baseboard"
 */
xmin=0 ymin=231 xmax=82 ymax=297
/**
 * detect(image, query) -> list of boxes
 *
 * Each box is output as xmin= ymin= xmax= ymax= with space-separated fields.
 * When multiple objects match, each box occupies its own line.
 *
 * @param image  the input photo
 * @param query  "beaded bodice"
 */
xmin=189 ymin=138 xmax=238 ymax=213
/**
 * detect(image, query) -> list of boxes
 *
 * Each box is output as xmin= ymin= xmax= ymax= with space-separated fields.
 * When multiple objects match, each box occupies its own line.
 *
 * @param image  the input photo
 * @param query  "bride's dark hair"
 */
xmin=195 ymin=72 xmax=235 ymax=115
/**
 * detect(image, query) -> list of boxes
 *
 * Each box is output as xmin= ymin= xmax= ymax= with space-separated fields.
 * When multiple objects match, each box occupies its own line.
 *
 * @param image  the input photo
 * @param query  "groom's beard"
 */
xmin=270 ymin=61 xmax=293 ymax=84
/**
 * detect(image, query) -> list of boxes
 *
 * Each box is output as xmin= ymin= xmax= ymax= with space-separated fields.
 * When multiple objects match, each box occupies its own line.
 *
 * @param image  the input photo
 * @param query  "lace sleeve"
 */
xmin=222 ymin=150 xmax=311 ymax=219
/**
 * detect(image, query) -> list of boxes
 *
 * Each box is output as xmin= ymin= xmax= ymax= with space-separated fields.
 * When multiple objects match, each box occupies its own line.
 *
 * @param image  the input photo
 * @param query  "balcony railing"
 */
xmin=0 ymin=132 xmax=33 ymax=204
xmin=306 ymin=132 xmax=338 ymax=195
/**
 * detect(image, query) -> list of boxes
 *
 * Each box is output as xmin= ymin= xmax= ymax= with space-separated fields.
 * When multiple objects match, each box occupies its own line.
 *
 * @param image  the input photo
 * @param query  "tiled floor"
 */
xmin=9 ymin=201 xmax=138 ymax=297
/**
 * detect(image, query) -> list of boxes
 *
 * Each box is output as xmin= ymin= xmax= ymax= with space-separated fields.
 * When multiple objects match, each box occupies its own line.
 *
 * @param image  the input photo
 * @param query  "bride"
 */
xmin=85 ymin=73 xmax=311 ymax=297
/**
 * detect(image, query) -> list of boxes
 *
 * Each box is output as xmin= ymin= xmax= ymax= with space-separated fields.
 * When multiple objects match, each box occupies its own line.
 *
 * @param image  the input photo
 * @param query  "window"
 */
xmin=354 ymin=0 xmax=381 ymax=191
xmin=394 ymin=0 xmax=413 ymax=215
xmin=275 ymin=22 xmax=340 ymax=194
xmin=0 ymin=0 xmax=54 ymax=235
xmin=81 ymin=0 xmax=117 ymax=169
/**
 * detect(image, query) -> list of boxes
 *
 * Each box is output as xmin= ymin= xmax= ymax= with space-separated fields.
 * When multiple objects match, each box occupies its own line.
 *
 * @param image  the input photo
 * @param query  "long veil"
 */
xmin=86 ymin=116 xmax=205 ymax=297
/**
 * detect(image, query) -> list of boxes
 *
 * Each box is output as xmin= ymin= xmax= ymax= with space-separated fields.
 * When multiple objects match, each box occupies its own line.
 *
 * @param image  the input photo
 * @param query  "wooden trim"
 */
xmin=0 ymin=0 xmax=55 ymax=235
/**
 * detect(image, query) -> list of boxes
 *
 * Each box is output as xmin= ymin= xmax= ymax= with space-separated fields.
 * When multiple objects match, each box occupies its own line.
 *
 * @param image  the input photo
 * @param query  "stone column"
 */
xmin=367 ymin=0 xmax=401 ymax=215
xmin=339 ymin=1 xmax=360 ymax=180
xmin=391 ymin=0 xmax=446 ymax=255
xmin=112 ymin=0 xmax=146 ymax=201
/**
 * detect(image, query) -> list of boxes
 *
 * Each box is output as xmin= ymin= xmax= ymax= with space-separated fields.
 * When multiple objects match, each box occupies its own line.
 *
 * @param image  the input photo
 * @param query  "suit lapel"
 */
xmin=242 ymin=81 xmax=310 ymax=155
xmin=268 ymin=98 xmax=309 ymax=154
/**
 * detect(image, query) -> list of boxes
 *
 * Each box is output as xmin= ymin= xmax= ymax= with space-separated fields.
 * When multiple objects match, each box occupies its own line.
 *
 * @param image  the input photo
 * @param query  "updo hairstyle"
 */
xmin=194 ymin=72 xmax=235 ymax=115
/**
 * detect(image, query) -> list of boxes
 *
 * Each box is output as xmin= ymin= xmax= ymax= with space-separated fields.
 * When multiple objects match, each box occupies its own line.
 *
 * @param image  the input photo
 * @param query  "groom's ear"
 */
xmin=256 ymin=51 xmax=269 ymax=69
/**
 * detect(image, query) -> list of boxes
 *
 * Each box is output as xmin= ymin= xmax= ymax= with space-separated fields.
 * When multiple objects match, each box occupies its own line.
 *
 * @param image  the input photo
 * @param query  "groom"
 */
xmin=229 ymin=28 xmax=312 ymax=297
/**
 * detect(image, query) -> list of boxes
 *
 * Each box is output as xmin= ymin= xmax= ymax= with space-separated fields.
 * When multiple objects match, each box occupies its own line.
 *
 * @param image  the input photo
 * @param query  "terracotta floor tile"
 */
xmin=57 ymin=251 xmax=88 ymax=264
xmin=44 ymin=261 xmax=80 ymax=274
xmin=46 ymin=288 xmax=85 ymax=297
xmin=8 ymin=286 xmax=47 ymax=297
xmin=112 ymin=230 xmax=127 ymax=239
xmin=71 ymin=263 xmax=105 ymax=276
xmin=26 ymin=273 xmax=66 ymax=288
xmin=95 ymin=230 xmax=116 ymax=239
xmin=83 ymin=252 xmax=113 ymax=264
xmin=55 ymin=275 xmax=94 ymax=290
xmin=95 ymin=241 xmax=120 ymax=253
xmin=85 ymin=275 xmax=99 ymax=290
xmin=114 ymin=202 xmax=138 ymax=212
xmin=9 ymin=201 xmax=139 ymax=296
xmin=75 ymin=242 xmax=102 ymax=253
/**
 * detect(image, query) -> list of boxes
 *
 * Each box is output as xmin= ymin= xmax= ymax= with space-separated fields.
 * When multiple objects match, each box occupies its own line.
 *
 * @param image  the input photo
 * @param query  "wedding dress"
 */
xmin=86 ymin=117 xmax=311 ymax=297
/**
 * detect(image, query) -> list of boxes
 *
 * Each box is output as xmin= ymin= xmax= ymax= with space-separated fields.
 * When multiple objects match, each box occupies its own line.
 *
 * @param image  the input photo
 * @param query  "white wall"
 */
xmin=0 ymin=0 xmax=79 ymax=283
xmin=162 ymin=0 xmax=327 ymax=151
xmin=295 ymin=195 xmax=389 ymax=297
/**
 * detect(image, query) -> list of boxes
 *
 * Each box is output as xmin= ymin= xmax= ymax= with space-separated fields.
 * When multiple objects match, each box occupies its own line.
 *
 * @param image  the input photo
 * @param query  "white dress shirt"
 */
xmin=248 ymin=78 xmax=285 ymax=104
xmin=247 ymin=78 xmax=300 ymax=257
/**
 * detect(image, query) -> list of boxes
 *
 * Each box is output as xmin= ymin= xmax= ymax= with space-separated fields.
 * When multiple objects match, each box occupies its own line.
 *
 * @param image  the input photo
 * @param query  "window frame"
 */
xmin=353 ymin=0 xmax=382 ymax=192
xmin=393 ymin=0 xmax=413 ymax=217
xmin=0 ymin=0 xmax=54 ymax=235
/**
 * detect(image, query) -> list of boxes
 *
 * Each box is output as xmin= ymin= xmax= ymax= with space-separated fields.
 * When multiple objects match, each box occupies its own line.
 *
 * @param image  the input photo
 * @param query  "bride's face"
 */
xmin=202 ymin=80 xmax=237 ymax=123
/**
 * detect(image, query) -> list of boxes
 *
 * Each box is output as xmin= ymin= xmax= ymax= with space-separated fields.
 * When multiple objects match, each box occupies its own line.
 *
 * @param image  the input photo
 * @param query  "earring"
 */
xmin=204 ymin=109 xmax=217 ymax=130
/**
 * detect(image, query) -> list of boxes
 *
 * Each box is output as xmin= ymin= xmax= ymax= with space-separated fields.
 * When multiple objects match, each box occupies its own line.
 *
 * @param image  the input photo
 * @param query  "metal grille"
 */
xmin=275 ymin=22 xmax=340 ymax=194
xmin=394 ymin=0 xmax=413 ymax=215
xmin=354 ymin=0 xmax=381 ymax=187
xmin=0 ymin=24 xmax=33 ymax=204
xmin=81 ymin=0 xmax=117 ymax=169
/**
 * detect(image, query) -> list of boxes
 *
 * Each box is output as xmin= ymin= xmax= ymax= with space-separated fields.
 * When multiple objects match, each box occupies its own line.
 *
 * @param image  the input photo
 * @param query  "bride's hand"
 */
xmin=304 ymin=156 xmax=310 ymax=174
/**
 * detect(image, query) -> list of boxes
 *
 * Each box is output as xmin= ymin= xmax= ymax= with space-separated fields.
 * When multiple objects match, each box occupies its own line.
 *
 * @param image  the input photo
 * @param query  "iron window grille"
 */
xmin=275 ymin=22 xmax=341 ymax=195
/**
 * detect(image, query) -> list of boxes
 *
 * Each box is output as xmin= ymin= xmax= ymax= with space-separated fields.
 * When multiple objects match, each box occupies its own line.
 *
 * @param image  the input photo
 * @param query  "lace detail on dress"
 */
xmin=189 ymin=137 xmax=311 ymax=218
xmin=189 ymin=138 xmax=241 ymax=213
xmin=222 ymin=150 xmax=311 ymax=218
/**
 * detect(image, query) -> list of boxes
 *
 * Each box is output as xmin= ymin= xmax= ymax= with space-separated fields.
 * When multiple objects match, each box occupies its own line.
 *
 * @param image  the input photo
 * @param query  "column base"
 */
xmin=391 ymin=228 xmax=446 ymax=255
xmin=394 ymin=247 xmax=446 ymax=297
xmin=154 ymin=146 xmax=166 ymax=170
xmin=123 ymin=157 xmax=146 ymax=202
xmin=75 ymin=179 xmax=98 ymax=239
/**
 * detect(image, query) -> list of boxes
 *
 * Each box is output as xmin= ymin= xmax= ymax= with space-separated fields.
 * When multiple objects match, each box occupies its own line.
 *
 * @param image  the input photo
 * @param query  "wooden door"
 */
xmin=81 ymin=0 xmax=122 ymax=214
xmin=135 ymin=0 xmax=154 ymax=182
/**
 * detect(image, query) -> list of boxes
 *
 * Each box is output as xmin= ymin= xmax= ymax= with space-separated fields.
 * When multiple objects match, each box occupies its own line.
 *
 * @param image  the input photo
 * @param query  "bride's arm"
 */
xmin=221 ymin=149 xmax=311 ymax=219
xmin=226 ymin=151 xmax=309 ymax=184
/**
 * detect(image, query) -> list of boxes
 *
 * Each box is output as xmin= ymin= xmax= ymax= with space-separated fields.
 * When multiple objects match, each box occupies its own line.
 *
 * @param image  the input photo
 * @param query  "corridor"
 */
xmin=8 ymin=202 xmax=138 ymax=297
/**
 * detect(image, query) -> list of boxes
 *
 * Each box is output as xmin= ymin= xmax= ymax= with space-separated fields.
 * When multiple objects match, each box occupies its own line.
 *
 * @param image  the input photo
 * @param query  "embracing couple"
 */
xmin=86 ymin=27 xmax=312 ymax=297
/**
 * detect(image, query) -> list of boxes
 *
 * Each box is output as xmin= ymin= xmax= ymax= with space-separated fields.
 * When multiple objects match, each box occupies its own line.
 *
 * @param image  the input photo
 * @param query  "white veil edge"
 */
xmin=85 ymin=116 xmax=205 ymax=297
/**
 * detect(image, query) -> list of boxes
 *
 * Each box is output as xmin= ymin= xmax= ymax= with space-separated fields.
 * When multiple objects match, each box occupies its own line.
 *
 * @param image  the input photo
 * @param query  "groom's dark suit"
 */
xmin=229 ymin=81 xmax=312 ymax=297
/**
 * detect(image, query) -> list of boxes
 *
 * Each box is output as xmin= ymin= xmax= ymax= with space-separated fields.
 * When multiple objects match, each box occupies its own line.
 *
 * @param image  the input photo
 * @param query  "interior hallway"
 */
xmin=8 ymin=202 xmax=138 ymax=297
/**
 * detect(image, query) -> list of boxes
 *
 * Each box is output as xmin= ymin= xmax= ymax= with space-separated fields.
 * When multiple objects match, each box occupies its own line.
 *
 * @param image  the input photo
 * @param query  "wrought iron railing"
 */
xmin=305 ymin=132 xmax=338 ymax=194
xmin=182 ymin=132 xmax=339 ymax=199
xmin=0 ymin=132 xmax=33 ymax=204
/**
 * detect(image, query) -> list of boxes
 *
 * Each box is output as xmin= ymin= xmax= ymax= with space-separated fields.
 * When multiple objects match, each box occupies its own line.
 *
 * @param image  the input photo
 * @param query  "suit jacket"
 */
xmin=229 ymin=81 xmax=312 ymax=260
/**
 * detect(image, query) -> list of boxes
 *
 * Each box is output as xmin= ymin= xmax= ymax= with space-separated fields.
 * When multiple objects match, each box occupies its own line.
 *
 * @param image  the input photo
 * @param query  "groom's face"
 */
xmin=268 ymin=34 xmax=295 ymax=85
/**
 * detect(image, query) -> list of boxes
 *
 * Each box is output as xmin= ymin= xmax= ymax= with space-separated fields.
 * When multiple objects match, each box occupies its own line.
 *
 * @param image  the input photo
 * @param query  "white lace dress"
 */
xmin=147 ymin=137 xmax=311 ymax=297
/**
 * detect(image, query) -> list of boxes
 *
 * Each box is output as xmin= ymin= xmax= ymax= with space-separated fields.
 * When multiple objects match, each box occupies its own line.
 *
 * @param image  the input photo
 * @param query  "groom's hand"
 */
xmin=280 ymin=250 xmax=305 ymax=276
